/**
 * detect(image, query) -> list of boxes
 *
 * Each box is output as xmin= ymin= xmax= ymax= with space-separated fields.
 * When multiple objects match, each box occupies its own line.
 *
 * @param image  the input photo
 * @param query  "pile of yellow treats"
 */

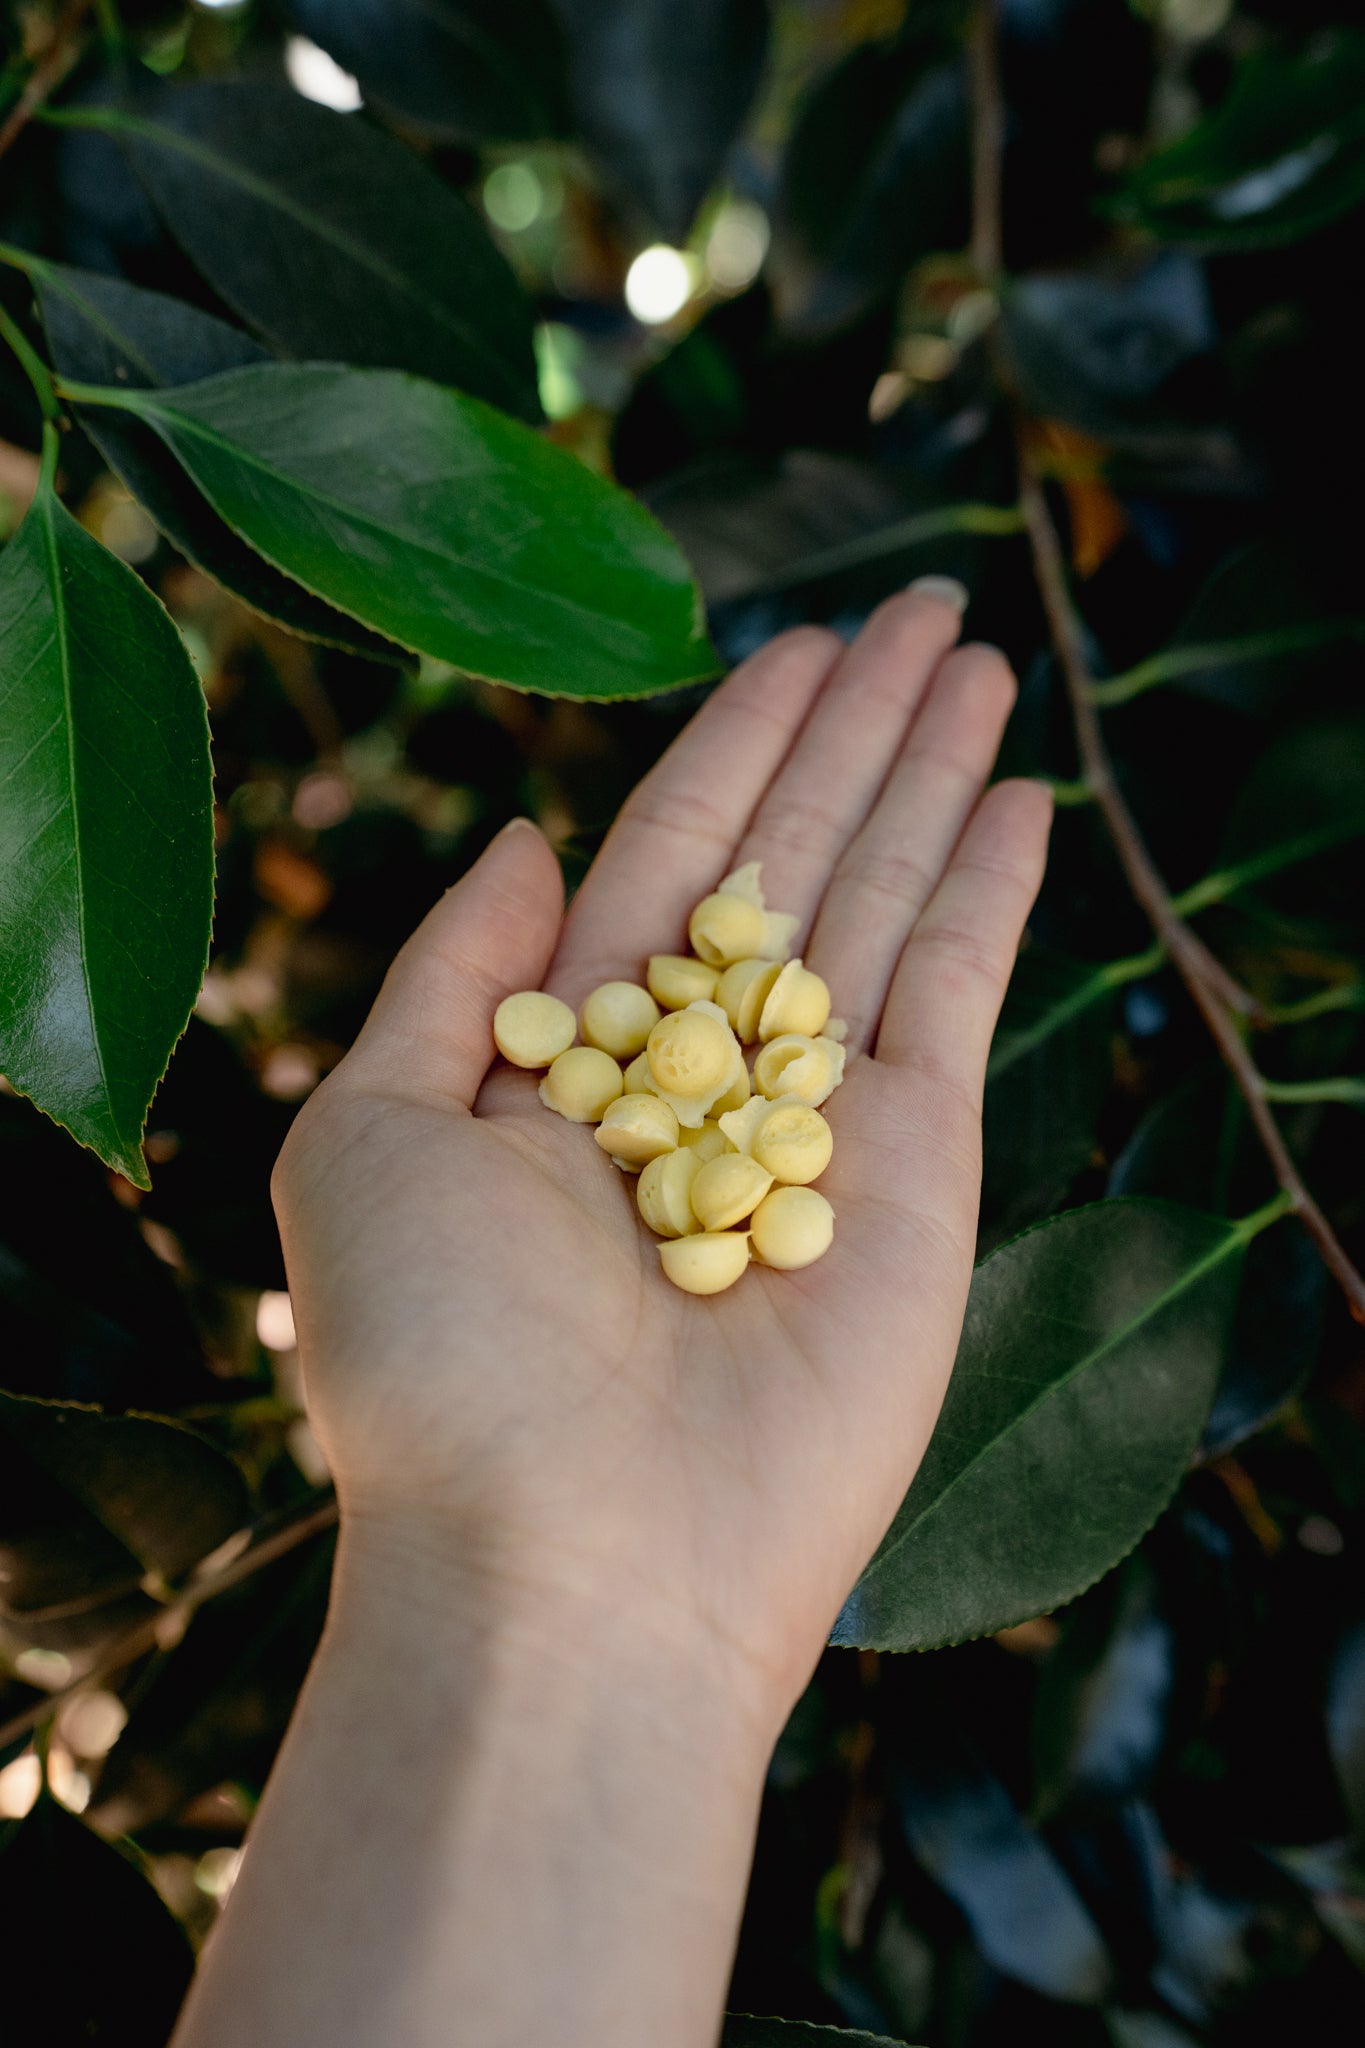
xmin=492 ymin=863 xmax=844 ymax=1295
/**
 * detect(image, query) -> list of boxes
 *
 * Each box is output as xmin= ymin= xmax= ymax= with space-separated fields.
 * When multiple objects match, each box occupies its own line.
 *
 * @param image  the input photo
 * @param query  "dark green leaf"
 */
xmin=80 ymin=84 xmax=539 ymax=417
xmin=833 ymin=1200 xmax=1248 ymax=1651
xmin=1327 ymin=1619 xmax=1365 ymax=1846
xmin=1117 ymin=32 xmax=1365 ymax=249
xmin=1216 ymin=715 xmax=1365 ymax=938
xmin=1031 ymin=1553 xmax=1173 ymax=1820
xmin=0 ymin=1798 xmax=192 ymax=2046
xmin=34 ymin=260 xmax=402 ymax=657
xmin=723 ymin=2022 xmax=912 ymax=2048
xmin=549 ymin=0 xmax=769 ymax=242
xmin=282 ymin=0 xmax=571 ymax=142
xmin=0 ymin=470 xmax=214 ymax=1186
xmin=83 ymin=362 xmax=716 ymax=699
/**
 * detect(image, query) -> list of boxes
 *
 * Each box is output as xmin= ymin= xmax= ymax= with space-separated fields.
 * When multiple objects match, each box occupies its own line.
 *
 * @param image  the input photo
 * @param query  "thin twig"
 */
xmin=967 ymin=1 xmax=1365 ymax=1325
xmin=0 ymin=0 xmax=93 ymax=166
xmin=0 ymin=1493 xmax=338 ymax=1754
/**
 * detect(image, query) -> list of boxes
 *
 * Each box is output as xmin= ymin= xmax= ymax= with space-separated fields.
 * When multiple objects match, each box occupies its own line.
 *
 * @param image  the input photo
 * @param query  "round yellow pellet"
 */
xmin=690 ymin=1153 xmax=774 ymax=1231
xmin=753 ymin=1033 xmax=845 ymax=1107
xmin=539 ymin=1046 xmax=625 ymax=1123
xmin=637 ymin=1148 xmax=703 ymax=1237
xmin=758 ymin=960 xmax=831 ymax=1042
xmin=659 ymin=1231 xmax=751 ymax=1295
xmin=716 ymin=957 xmax=781 ymax=1042
xmin=647 ymin=1007 xmax=735 ymax=1098
xmin=751 ymin=1102 xmax=833 ymax=1185
xmin=579 ymin=981 xmax=661 ymax=1059
xmin=688 ymin=892 xmax=766 ymax=967
xmin=493 ymin=990 xmax=576 ymax=1069
xmin=622 ymin=1049 xmax=653 ymax=1093
xmin=750 ymin=1186 xmax=834 ymax=1270
xmin=677 ymin=1120 xmax=728 ymax=1162
xmin=647 ymin=954 xmax=719 ymax=1010
xmin=594 ymin=1093 xmax=679 ymax=1169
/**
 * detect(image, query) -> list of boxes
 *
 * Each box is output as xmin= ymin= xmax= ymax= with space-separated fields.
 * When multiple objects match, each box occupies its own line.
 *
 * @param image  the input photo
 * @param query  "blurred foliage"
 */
xmin=0 ymin=1 xmax=1363 ymax=2043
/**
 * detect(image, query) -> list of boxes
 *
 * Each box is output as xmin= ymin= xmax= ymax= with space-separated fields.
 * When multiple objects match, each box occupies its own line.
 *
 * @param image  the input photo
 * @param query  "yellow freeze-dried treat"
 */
xmin=754 ymin=1033 xmax=846 ymax=1107
xmin=712 ymin=1060 xmax=751 ymax=1116
xmin=594 ymin=1093 xmax=679 ymax=1170
xmin=638 ymin=1148 xmax=703 ymax=1237
xmin=539 ymin=1046 xmax=625 ymax=1123
xmin=645 ymin=1001 xmax=746 ymax=1126
xmin=716 ymin=957 xmax=781 ymax=1042
xmin=751 ymin=1101 xmax=833 ymax=1185
xmin=579 ymin=981 xmax=661 ymax=1059
xmin=688 ymin=891 xmax=766 ymax=967
xmin=758 ymin=959 xmax=831 ymax=1042
xmin=659 ymin=1231 xmax=751 ymax=1295
xmin=690 ymin=1153 xmax=774 ymax=1231
xmin=647 ymin=954 xmax=719 ymax=1010
xmin=715 ymin=861 xmax=800 ymax=963
xmin=622 ymin=1049 xmax=653 ymax=1093
xmin=677 ymin=1120 xmax=728 ymax=1162
xmin=824 ymin=1017 xmax=849 ymax=1043
xmin=751 ymin=1186 xmax=835 ymax=1270
xmin=493 ymin=990 xmax=576 ymax=1069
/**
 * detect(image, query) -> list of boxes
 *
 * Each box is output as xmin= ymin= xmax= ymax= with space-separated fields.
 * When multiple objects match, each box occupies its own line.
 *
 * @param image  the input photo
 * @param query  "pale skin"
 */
xmin=173 ymin=585 xmax=1052 ymax=2048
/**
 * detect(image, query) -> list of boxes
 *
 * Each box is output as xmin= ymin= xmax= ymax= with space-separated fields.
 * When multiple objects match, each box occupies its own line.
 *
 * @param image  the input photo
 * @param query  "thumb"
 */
xmin=344 ymin=818 xmax=564 ymax=1109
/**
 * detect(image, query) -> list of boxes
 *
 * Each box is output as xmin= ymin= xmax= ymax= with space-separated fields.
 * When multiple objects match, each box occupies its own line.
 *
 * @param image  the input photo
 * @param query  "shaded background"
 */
xmin=1 ymin=1 xmax=1364 ymax=2042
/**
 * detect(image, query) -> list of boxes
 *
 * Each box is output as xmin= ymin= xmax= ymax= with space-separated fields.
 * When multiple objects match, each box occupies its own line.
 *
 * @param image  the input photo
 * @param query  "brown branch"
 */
xmin=967 ymin=2 xmax=1365 ymax=1325
xmin=0 ymin=1493 xmax=338 ymax=1755
xmin=0 ymin=0 xmax=94 ymax=166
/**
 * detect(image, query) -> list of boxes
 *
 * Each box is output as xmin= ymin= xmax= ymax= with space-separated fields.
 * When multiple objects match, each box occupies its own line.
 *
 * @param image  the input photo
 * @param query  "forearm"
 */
xmin=172 ymin=1519 xmax=776 ymax=2048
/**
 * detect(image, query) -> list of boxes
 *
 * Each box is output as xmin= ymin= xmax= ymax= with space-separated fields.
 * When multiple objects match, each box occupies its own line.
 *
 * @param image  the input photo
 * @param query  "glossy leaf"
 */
xmin=549 ymin=0 xmax=769 ymax=242
xmin=1031 ymin=1553 xmax=1174 ymax=1819
xmin=80 ymin=363 xmax=716 ymax=699
xmin=0 ymin=470 xmax=214 ymax=1186
xmin=1118 ymin=31 xmax=1365 ymax=248
xmin=281 ymin=0 xmax=571 ymax=141
xmin=0 ymin=1799 xmax=193 ymax=2044
xmin=833 ymin=1200 xmax=1248 ymax=1650
xmin=723 ymin=2023 xmax=912 ymax=2048
xmin=74 ymin=84 xmax=540 ymax=417
xmin=1326 ymin=1619 xmax=1365 ymax=1845
xmin=34 ymin=259 xmax=401 ymax=657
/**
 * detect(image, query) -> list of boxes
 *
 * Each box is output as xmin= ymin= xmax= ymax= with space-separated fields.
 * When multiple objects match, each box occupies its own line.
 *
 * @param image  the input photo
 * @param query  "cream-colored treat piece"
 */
xmin=622 ymin=1049 xmax=654 ymax=1093
xmin=637 ymin=1148 xmax=702 ymax=1237
xmin=594 ymin=1093 xmax=679 ymax=1169
xmin=751 ymin=1187 xmax=835 ymax=1270
xmin=493 ymin=990 xmax=576 ymax=1069
xmin=690 ymin=1153 xmax=774 ymax=1231
xmin=579 ymin=981 xmax=661 ymax=1059
xmin=538 ymin=1046 xmax=625 ymax=1123
xmin=645 ymin=1001 xmax=746 ymax=1126
xmin=711 ymin=1060 xmax=751 ymax=1117
xmin=659 ymin=1231 xmax=751 ymax=1296
xmin=824 ymin=1017 xmax=849 ymax=1043
xmin=758 ymin=959 xmax=831 ymax=1042
xmin=716 ymin=958 xmax=780 ymax=1042
xmin=715 ymin=861 xmax=799 ymax=963
xmin=753 ymin=1033 xmax=846 ymax=1107
xmin=647 ymin=954 xmax=719 ymax=1010
xmin=677 ymin=1120 xmax=728 ymax=1163
xmin=751 ymin=1102 xmax=833 ymax=1185
xmin=688 ymin=891 xmax=766 ymax=968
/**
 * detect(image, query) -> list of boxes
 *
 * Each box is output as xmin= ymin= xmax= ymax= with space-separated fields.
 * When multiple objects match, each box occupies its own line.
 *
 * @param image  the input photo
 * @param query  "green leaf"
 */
xmin=0 ymin=464 xmax=214 ymax=1186
xmin=832 ymin=1199 xmax=1250 ymax=1652
xmin=33 ymin=259 xmax=402 ymax=658
xmin=62 ymin=83 xmax=540 ymax=418
xmin=1117 ymin=32 xmax=1365 ymax=249
xmin=723 ymin=2022 xmax=913 ymax=2048
xmin=74 ymin=362 xmax=717 ymax=700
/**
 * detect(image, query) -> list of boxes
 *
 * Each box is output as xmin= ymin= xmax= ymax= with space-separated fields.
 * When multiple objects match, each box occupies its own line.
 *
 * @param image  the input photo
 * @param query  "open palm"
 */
xmin=272 ymin=590 xmax=1051 ymax=1729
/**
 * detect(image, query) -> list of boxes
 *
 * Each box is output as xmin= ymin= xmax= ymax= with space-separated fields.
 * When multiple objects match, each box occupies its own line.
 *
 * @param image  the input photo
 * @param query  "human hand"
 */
xmin=272 ymin=588 xmax=1051 ymax=1741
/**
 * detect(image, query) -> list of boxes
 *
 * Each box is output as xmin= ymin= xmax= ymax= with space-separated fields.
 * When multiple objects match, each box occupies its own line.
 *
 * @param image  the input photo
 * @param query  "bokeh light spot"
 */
xmin=625 ymin=246 xmax=694 ymax=325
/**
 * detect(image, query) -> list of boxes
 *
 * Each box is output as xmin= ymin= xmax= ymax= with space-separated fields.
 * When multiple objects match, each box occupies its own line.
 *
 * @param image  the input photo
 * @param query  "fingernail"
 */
xmin=906 ymin=575 xmax=969 ymax=610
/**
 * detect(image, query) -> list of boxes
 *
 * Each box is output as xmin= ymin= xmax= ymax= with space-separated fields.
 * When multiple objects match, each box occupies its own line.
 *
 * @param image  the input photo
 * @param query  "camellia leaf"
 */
xmin=68 ymin=362 xmax=717 ymax=700
xmin=1030 ymin=1552 xmax=1174 ymax=1820
xmin=33 ymin=259 xmax=401 ymax=657
xmin=1326 ymin=1618 xmax=1365 ymax=1845
xmin=1117 ymin=31 xmax=1365 ymax=249
xmin=832 ymin=1199 xmax=1252 ymax=1651
xmin=59 ymin=84 xmax=540 ymax=418
xmin=281 ymin=0 xmax=571 ymax=142
xmin=723 ymin=2022 xmax=913 ymax=2048
xmin=0 ymin=457 xmax=214 ymax=1187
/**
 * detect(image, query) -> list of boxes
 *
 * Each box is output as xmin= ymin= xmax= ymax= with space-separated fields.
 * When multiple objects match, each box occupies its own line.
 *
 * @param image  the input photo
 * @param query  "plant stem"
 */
xmin=1092 ymin=621 xmax=1365 ymax=708
xmin=0 ymin=301 xmax=60 ymax=420
xmin=967 ymin=0 xmax=1365 ymax=1325
xmin=0 ymin=1492 xmax=339 ymax=1755
xmin=0 ymin=0 xmax=94 ymax=165
xmin=1261 ymin=1077 xmax=1365 ymax=1109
